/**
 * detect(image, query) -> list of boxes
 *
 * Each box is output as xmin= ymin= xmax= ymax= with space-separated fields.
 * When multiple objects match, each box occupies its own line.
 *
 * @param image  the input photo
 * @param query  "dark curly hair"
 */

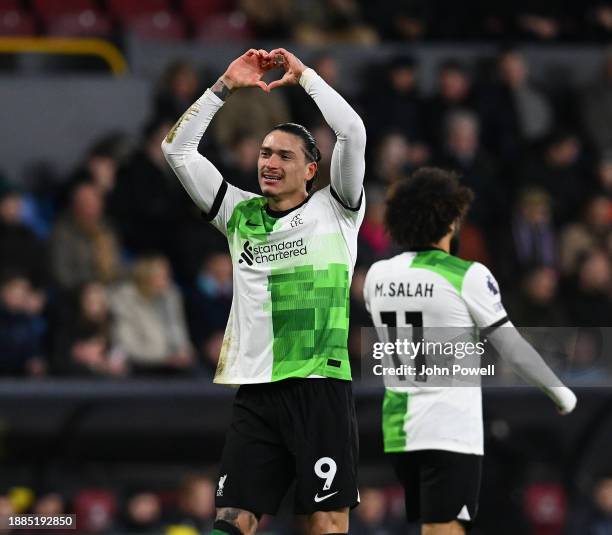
xmin=270 ymin=123 xmax=321 ymax=193
xmin=385 ymin=167 xmax=474 ymax=249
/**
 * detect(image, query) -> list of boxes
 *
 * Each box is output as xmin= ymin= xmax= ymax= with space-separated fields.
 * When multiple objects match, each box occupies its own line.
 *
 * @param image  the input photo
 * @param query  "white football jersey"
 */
xmin=208 ymin=183 xmax=365 ymax=385
xmin=363 ymin=248 xmax=509 ymax=455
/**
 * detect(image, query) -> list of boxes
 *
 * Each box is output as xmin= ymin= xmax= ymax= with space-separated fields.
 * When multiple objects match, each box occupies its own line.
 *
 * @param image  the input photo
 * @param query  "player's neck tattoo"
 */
xmin=211 ymin=79 xmax=233 ymax=101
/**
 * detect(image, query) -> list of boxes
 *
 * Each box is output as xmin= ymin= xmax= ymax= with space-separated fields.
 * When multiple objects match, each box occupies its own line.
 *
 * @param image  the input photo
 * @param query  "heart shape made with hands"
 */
xmin=225 ymin=48 xmax=304 ymax=93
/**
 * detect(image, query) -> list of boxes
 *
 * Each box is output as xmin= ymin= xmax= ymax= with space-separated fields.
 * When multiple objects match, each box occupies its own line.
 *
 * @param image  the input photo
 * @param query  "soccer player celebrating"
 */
xmin=363 ymin=168 xmax=577 ymax=535
xmin=162 ymin=49 xmax=365 ymax=535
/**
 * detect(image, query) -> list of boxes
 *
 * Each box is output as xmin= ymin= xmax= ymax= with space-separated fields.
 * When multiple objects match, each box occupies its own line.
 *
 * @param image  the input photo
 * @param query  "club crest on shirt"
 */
xmin=217 ymin=474 xmax=227 ymax=496
xmin=290 ymin=213 xmax=304 ymax=227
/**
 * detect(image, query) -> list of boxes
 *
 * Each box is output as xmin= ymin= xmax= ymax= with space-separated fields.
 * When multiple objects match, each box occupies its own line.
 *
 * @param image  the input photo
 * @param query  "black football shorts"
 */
xmin=215 ymin=378 xmax=359 ymax=515
xmin=390 ymin=450 xmax=482 ymax=526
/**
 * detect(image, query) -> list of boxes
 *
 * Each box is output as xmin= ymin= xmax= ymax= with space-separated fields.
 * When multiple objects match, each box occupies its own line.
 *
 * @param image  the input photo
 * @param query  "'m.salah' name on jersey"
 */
xmin=363 ymin=249 xmax=508 ymax=455
xmin=208 ymin=182 xmax=365 ymax=385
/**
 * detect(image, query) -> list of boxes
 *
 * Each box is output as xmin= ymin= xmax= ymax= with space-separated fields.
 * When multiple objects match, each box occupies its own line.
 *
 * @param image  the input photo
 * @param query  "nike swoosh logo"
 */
xmin=314 ymin=491 xmax=339 ymax=503
xmin=245 ymin=221 xmax=259 ymax=227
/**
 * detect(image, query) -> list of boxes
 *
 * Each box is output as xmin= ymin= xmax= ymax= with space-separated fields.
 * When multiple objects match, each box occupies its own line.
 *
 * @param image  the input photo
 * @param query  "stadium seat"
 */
xmin=182 ymin=0 xmax=233 ymax=22
xmin=128 ymin=11 xmax=186 ymax=41
xmin=107 ymin=0 xmax=170 ymax=23
xmin=0 ymin=8 xmax=36 ymax=35
xmin=45 ymin=10 xmax=112 ymax=37
xmin=195 ymin=12 xmax=253 ymax=42
xmin=0 ymin=0 xmax=19 ymax=10
xmin=73 ymin=489 xmax=117 ymax=533
xmin=33 ymin=0 xmax=95 ymax=18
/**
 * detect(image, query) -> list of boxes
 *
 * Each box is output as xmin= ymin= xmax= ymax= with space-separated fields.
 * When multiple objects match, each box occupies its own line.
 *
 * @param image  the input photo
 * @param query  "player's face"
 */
xmin=258 ymin=131 xmax=316 ymax=199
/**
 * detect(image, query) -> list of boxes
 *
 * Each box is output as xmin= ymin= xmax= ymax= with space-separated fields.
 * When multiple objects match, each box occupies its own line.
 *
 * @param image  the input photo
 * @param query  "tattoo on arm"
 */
xmin=211 ymin=79 xmax=233 ymax=101
xmin=217 ymin=507 xmax=258 ymax=533
xmin=218 ymin=508 xmax=241 ymax=524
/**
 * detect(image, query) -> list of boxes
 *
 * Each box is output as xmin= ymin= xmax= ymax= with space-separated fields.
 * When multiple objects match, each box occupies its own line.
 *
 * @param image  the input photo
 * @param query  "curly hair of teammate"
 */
xmin=385 ymin=167 xmax=474 ymax=249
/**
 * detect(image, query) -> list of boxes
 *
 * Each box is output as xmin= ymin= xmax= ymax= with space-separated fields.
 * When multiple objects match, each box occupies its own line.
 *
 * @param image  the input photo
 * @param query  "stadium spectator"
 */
xmin=109 ymin=117 xmax=195 ymax=278
xmin=595 ymin=152 xmax=612 ymax=198
xmin=211 ymin=87 xmax=290 ymax=148
xmin=0 ymin=185 xmax=48 ymax=288
xmin=119 ymin=491 xmax=163 ymax=534
xmin=566 ymin=249 xmax=612 ymax=326
xmin=371 ymin=132 xmax=412 ymax=184
xmin=186 ymin=252 xmax=232 ymax=360
xmin=350 ymin=487 xmax=400 ymax=535
xmin=293 ymin=0 xmax=378 ymax=44
xmin=362 ymin=55 xmax=427 ymax=144
xmin=52 ymin=281 xmax=127 ymax=377
xmin=239 ymin=0 xmax=295 ymax=40
xmin=559 ymin=195 xmax=612 ymax=276
xmin=437 ymin=110 xmax=503 ymax=228
xmin=166 ymin=474 xmax=215 ymax=534
xmin=495 ymin=188 xmax=558 ymax=284
xmin=358 ymin=186 xmax=393 ymax=267
xmin=517 ymin=8 xmax=563 ymax=41
xmin=60 ymin=134 xmax=128 ymax=211
xmin=479 ymin=49 xmax=553 ymax=161
xmin=154 ymin=60 xmax=202 ymax=122
xmin=360 ymin=0 xmax=429 ymax=41
xmin=506 ymin=266 xmax=569 ymax=327
xmin=589 ymin=4 xmax=612 ymax=41
xmin=309 ymin=122 xmax=335 ymax=189
xmin=426 ymin=60 xmax=477 ymax=147
xmin=0 ymin=495 xmax=15 ymax=530
xmin=582 ymin=49 xmax=612 ymax=154
xmin=561 ymin=328 xmax=609 ymax=385
xmin=520 ymin=130 xmax=589 ymax=225
xmin=0 ymin=273 xmax=46 ymax=377
xmin=109 ymin=256 xmax=194 ymax=375
xmin=50 ymin=183 xmax=121 ymax=291
xmin=32 ymin=491 xmax=65 ymax=516
xmin=218 ymin=131 xmax=261 ymax=193
xmin=567 ymin=475 xmax=612 ymax=532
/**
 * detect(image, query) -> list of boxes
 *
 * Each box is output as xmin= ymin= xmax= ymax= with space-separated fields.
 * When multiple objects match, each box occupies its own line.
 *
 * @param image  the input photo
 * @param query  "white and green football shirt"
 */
xmin=162 ymin=68 xmax=367 ymax=385
xmin=205 ymin=183 xmax=364 ymax=384
xmin=363 ymin=249 xmax=509 ymax=455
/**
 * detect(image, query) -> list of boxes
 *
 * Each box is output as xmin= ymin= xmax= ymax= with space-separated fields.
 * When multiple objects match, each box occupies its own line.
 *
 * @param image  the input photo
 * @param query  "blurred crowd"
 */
xmin=2 ymin=0 xmax=612 ymax=44
xmin=2 ymin=46 xmax=612 ymax=380
xmin=1 ymin=471 xmax=612 ymax=534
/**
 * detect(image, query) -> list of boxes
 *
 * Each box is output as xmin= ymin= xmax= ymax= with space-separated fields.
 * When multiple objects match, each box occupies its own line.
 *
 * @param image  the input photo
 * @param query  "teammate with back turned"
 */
xmin=161 ymin=49 xmax=366 ymax=535
xmin=363 ymin=167 xmax=577 ymax=535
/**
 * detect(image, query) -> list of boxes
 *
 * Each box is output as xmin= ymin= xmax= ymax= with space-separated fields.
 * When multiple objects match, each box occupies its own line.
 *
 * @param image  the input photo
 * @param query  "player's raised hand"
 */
xmin=266 ymin=48 xmax=308 ymax=91
xmin=220 ymin=49 xmax=271 ymax=93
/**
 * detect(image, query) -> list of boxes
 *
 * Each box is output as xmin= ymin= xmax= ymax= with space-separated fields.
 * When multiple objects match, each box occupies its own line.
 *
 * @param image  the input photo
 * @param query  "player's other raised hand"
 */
xmin=266 ymin=48 xmax=308 ymax=91
xmin=220 ymin=49 xmax=272 ymax=93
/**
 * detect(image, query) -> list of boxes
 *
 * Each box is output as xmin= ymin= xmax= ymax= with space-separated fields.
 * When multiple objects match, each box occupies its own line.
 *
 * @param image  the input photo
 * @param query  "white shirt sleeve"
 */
xmin=161 ymin=89 xmax=255 ymax=235
xmin=299 ymin=69 xmax=366 ymax=211
xmin=462 ymin=262 xmax=509 ymax=330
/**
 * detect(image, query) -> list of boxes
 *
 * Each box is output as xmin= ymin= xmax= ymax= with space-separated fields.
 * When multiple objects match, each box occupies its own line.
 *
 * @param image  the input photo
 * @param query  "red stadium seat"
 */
xmin=33 ymin=0 xmax=95 ymax=18
xmin=128 ymin=11 xmax=186 ymax=41
xmin=107 ymin=0 xmax=169 ymax=23
xmin=182 ymin=0 xmax=234 ymax=22
xmin=0 ymin=9 xmax=36 ymax=35
xmin=73 ymin=489 xmax=117 ymax=533
xmin=0 ymin=0 xmax=19 ymax=10
xmin=195 ymin=12 xmax=253 ymax=42
xmin=45 ymin=10 xmax=112 ymax=37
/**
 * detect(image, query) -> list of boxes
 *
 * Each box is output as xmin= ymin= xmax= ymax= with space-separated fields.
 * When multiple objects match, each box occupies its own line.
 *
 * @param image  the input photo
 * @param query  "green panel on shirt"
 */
xmin=411 ymin=250 xmax=473 ymax=294
xmin=268 ymin=263 xmax=351 ymax=381
xmin=383 ymin=390 xmax=410 ymax=452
